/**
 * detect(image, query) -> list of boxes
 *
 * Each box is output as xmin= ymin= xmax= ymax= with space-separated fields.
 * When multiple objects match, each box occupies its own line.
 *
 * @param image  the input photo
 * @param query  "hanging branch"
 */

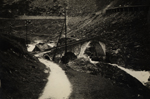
xmin=25 ymin=20 xmax=31 ymax=47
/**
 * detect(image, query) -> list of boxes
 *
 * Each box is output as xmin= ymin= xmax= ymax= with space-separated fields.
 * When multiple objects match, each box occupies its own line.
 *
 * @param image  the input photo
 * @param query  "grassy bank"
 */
xmin=58 ymin=62 xmax=150 ymax=99
xmin=0 ymin=34 xmax=49 ymax=99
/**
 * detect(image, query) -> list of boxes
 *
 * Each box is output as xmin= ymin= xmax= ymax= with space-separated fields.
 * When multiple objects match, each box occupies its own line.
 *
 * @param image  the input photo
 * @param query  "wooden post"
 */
xmin=65 ymin=7 xmax=67 ymax=53
xmin=52 ymin=23 xmax=65 ymax=61
xmin=25 ymin=20 xmax=27 ymax=48
xmin=64 ymin=0 xmax=68 ymax=54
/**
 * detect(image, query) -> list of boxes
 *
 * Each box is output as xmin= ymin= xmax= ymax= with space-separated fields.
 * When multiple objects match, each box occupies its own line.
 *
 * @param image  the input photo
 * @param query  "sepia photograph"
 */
xmin=0 ymin=0 xmax=150 ymax=99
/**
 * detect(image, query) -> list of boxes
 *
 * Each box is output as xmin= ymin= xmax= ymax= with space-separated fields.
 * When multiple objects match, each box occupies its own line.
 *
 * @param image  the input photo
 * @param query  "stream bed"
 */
xmin=38 ymin=58 xmax=72 ymax=99
xmin=110 ymin=64 xmax=150 ymax=85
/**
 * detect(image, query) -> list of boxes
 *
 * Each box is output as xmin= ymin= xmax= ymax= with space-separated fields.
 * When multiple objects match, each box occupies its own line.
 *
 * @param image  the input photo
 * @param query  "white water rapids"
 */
xmin=27 ymin=40 xmax=150 ymax=99
xmin=38 ymin=58 xmax=72 ymax=99
xmin=27 ymin=40 xmax=56 ymax=52
xmin=27 ymin=42 xmax=72 ymax=99
xmin=110 ymin=64 xmax=150 ymax=85
xmin=78 ymin=41 xmax=91 ymax=58
xmin=74 ymin=41 xmax=150 ymax=85
xmin=27 ymin=40 xmax=43 ymax=52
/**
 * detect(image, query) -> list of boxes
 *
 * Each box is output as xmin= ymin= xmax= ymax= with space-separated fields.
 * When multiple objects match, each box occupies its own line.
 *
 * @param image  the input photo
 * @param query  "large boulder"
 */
xmin=33 ymin=43 xmax=51 ymax=52
xmin=61 ymin=52 xmax=77 ymax=64
xmin=67 ymin=57 xmax=100 ymax=74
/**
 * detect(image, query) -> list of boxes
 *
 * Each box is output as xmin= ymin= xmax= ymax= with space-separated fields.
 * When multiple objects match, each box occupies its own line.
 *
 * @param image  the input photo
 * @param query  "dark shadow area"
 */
xmin=61 ymin=52 xmax=77 ymax=64
xmin=44 ymin=55 xmax=50 ymax=60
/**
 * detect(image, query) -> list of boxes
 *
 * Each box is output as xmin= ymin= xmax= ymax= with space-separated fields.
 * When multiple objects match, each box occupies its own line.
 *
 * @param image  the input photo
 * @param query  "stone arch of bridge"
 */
xmin=42 ymin=39 xmax=106 ymax=62
xmin=43 ymin=54 xmax=51 ymax=60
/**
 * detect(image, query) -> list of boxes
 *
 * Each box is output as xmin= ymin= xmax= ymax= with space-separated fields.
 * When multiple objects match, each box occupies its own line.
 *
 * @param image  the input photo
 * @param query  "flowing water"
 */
xmin=110 ymin=64 xmax=150 ymax=85
xmin=38 ymin=58 xmax=72 ymax=99
xmin=27 ymin=40 xmax=55 ymax=52
xmin=77 ymin=41 xmax=150 ymax=85
xmin=99 ymin=41 xmax=106 ymax=55
xmin=27 ymin=40 xmax=149 ymax=99
xmin=78 ymin=41 xmax=91 ymax=58
xmin=27 ymin=43 xmax=72 ymax=99
xmin=27 ymin=40 xmax=43 ymax=52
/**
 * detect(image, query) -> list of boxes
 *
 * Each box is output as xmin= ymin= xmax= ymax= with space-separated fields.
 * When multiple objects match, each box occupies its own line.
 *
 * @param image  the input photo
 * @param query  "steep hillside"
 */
xmin=67 ymin=10 xmax=150 ymax=70
xmin=0 ymin=0 xmax=150 ymax=71
xmin=0 ymin=19 xmax=64 ymax=42
xmin=1 ymin=0 xmax=150 ymax=17
xmin=0 ymin=34 xmax=49 ymax=99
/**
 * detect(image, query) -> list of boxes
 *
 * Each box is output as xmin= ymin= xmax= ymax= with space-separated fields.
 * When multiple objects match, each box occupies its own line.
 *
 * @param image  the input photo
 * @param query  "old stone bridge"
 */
xmin=37 ymin=36 xmax=106 ymax=62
